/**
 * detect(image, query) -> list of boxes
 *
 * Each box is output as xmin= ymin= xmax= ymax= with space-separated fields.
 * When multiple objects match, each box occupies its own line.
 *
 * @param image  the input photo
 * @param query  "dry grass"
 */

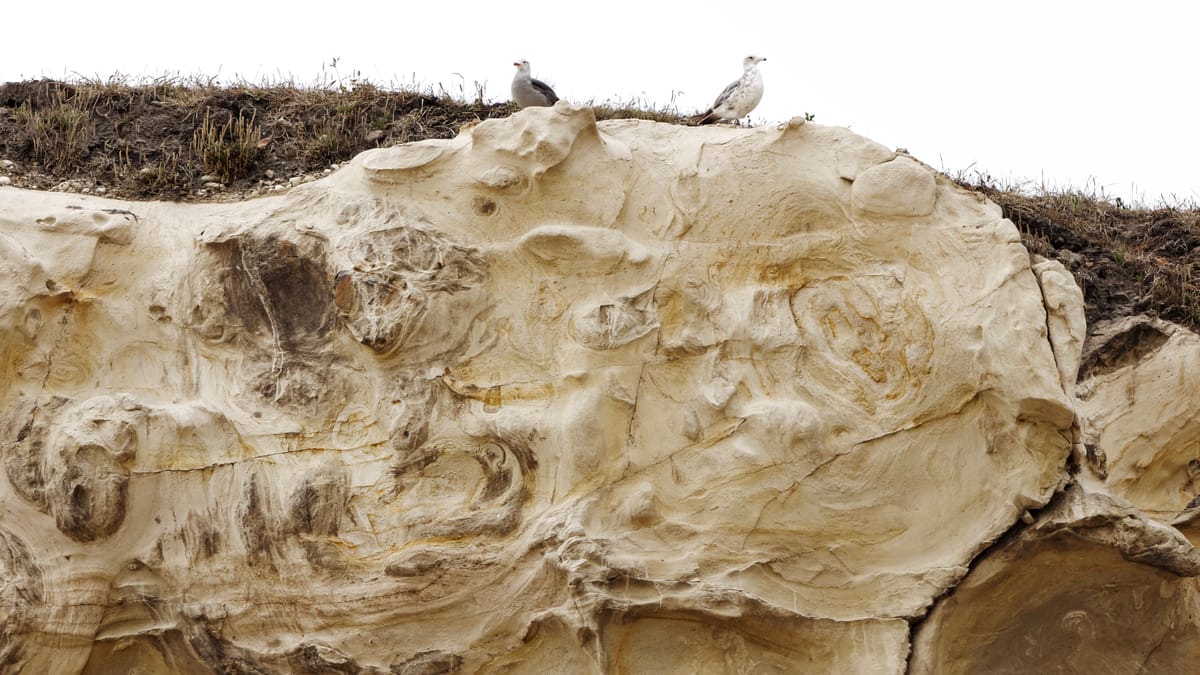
xmin=191 ymin=109 xmax=263 ymax=183
xmin=588 ymin=92 xmax=691 ymax=124
xmin=0 ymin=75 xmax=520 ymax=198
xmin=951 ymin=169 xmax=1200 ymax=329
xmin=0 ymin=75 xmax=697 ymax=200
xmin=3 ymin=73 xmax=1199 ymax=332
xmin=14 ymin=86 xmax=96 ymax=173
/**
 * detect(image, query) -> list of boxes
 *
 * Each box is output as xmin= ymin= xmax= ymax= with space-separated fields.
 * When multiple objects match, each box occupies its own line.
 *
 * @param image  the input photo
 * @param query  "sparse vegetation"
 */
xmin=191 ymin=109 xmax=263 ymax=183
xmin=0 ymin=75 xmax=518 ymax=199
xmin=588 ymin=91 xmax=689 ymax=124
xmin=0 ymin=75 xmax=693 ymax=200
xmin=15 ymin=86 xmax=95 ymax=173
xmin=1 ymin=74 xmax=1197 ymax=334
xmin=952 ymin=169 xmax=1200 ymax=330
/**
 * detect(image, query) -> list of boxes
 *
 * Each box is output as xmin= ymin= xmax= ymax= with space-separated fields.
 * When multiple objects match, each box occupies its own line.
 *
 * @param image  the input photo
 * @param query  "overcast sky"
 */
xmin=5 ymin=1 xmax=1197 ymax=204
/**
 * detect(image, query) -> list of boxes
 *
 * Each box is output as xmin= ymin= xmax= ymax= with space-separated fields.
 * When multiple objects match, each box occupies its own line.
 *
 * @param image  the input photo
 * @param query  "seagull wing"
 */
xmin=530 ymin=78 xmax=559 ymax=104
xmin=694 ymin=78 xmax=742 ymax=125
xmin=709 ymin=78 xmax=741 ymax=110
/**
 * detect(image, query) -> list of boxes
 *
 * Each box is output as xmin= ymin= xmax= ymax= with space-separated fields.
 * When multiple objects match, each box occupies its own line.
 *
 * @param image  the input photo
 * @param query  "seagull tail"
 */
xmin=693 ymin=110 xmax=717 ymax=126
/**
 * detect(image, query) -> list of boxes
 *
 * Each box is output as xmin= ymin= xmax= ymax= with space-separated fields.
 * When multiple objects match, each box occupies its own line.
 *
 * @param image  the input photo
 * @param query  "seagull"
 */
xmin=511 ymin=60 xmax=559 ymax=108
xmin=695 ymin=55 xmax=767 ymax=125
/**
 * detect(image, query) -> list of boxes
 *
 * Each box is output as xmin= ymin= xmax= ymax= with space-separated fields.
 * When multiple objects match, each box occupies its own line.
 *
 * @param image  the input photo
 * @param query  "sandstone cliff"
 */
xmin=0 ymin=104 xmax=1196 ymax=673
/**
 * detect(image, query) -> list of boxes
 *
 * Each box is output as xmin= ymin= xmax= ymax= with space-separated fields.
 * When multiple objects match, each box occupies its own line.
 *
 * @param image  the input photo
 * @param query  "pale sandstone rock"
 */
xmin=1078 ymin=316 xmax=1200 ymax=518
xmin=911 ymin=314 xmax=1200 ymax=673
xmin=1032 ymin=256 xmax=1087 ymax=392
xmin=849 ymin=155 xmax=937 ymax=217
xmin=0 ymin=104 xmax=1087 ymax=672
xmin=910 ymin=484 xmax=1200 ymax=674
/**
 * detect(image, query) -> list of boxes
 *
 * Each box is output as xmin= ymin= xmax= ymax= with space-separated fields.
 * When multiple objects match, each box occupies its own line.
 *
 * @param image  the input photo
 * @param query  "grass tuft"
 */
xmin=15 ymin=85 xmax=96 ymax=174
xmin=191 ymin=109 xmax=263 ymax=183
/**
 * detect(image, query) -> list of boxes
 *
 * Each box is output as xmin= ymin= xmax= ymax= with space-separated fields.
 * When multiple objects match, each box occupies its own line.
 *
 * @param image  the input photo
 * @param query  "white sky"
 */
xmin=5 ymin=1 xmax=1197 ymax=204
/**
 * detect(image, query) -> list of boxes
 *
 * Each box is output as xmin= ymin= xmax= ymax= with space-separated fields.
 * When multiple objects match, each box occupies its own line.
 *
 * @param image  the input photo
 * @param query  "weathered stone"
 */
xmin=1033 ymin=255 xmax=1087 ymax=391
xmin=1078 ymin=316 xmax=1200 ymax=518
xmin=0 ymin=104 xmax=1088 ymax=672
xmin=850 ymin=155 xmax=937 ymax=217
xmin=911 ymin=485 xmax=1200 ymax=673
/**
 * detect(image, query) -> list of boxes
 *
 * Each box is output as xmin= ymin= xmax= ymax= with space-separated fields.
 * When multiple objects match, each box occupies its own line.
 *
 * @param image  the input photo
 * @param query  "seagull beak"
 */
xmin=513 ymin=62 xmax=521 ymax=67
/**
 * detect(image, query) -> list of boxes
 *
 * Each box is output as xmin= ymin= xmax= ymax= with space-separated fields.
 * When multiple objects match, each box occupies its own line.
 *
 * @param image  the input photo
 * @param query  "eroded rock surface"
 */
xmin=910 ymin=486 xmax=1200 ymax=674
xmin=1078 ymin=316 xmax=1200 ymax=518
xmin=0 ymin=104 xmax=1165 ymax=672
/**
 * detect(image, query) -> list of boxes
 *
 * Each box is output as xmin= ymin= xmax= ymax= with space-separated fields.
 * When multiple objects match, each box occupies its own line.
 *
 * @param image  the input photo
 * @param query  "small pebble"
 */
xmin=265 ymin=169 xmax=275 ymax=179
xmin=0 ymin=176 xmax=11 ymax=186
xmin=199 ymin=174 xmax=218 ymax=182
xmin=0 ymin=159 xmax=15 ymax=170
xmin=203 ymin=182 xmax=222 ymax=189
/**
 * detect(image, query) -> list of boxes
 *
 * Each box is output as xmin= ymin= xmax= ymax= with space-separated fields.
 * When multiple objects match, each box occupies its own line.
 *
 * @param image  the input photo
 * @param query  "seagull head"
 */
xmin=513 ymin=60 xmax=531 ymax=75
xmin=742 ymin=55 xmax=767 ymax=70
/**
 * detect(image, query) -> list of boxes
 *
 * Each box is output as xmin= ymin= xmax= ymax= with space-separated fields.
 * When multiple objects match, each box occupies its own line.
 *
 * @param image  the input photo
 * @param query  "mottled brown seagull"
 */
xmin=696 ymin=55 xmax=767 ymax=125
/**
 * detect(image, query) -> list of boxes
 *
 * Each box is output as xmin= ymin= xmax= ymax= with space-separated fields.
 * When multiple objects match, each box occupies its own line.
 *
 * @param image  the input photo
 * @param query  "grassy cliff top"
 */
xmin=1 ymin=77 xmax=1197 ymax=335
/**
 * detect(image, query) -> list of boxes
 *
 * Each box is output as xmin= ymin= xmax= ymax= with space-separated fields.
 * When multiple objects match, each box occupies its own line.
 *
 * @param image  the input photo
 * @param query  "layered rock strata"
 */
xmin=0 ymin=104 xmax=1194 ymax=673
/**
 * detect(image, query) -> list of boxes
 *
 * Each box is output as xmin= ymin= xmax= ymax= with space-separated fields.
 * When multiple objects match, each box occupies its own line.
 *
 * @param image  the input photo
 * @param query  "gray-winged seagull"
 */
xmin=511 ymin=60 xmax=559 ymax=108
xmin=696 ymin=55 xmax=766 ymax=125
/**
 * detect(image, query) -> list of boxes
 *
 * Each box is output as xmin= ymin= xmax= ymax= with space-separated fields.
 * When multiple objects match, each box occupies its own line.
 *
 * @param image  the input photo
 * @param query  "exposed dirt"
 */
xmin=965 ymin=181 xmax=1200 ymax=334
xmin=0 ymin=79 xmax=525 ymax=200
xmin=0 ymin=79 xmax=690 ymax=203
xmin=2 ymin=79 xmax=1198 ymax=336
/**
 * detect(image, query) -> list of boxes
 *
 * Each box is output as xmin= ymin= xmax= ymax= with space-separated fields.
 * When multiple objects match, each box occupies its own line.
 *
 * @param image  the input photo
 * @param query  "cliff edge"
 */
xmin=1 ymin=104 xmax=1196 ymax=673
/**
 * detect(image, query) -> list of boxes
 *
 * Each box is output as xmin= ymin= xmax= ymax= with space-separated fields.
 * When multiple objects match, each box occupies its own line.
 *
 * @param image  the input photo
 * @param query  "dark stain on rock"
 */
xmin=249 ymin=354 xmax=342 ymax=408
xmin=183 ymin=511 xmax=222 ymax=561
xmin=245 ymin=235 xmax=336 ymax=347
xmin=0 ymin=529 xmax=44 ymax=605
xmin=5 ymin=396 xmax=140 ymax=543
xmin=52 ymin=445 xmax=129 ymax=543
xmin=237 ymin=472 xmax=276 ymax=567
xmin=2 ymin=396 xmax=59 ymax=510
xmin=287 ymin=643 xmax=359 ymax=674
xmin=186 ymin=619 xmax=274 ymax=674
xmin=1080 ymin=316 xmax=1172 ymax=378
xmin=471 ymin=195 xmax=497 ymax=216
xmin=384 ymin=549 xmax=444 ymax=578
xmin=392 ymin=650 xmax=463 ymax=675
xmin=299 ymin=541 xmax=347 ymax=572
xmin=0 ymin=635 xmax=24 ymax=672
xmin=391 ymin=447 xmax=441 ymax=480
xmin=191 ymin=232 xmax=336 ymax=354
xmin=474 ymin=442 xmax=514 ymax=501
xmin=289 ymin=472 xmax=349 ymax=537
